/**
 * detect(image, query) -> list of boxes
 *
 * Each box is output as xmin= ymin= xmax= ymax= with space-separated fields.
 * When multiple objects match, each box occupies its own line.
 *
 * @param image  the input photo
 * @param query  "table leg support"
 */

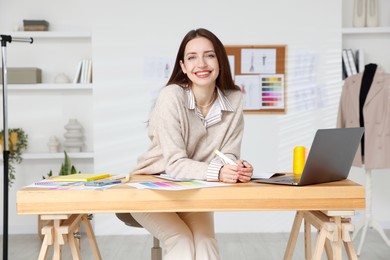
xmin=52 ymin=219 xmax=63 ymax=260
xmin=38 ymin=214 xmax=101 ymax=260
xmin=284 ymin=211 xmax=304 ymax=260
xmin=38 ymin=225 xmax=53 ymax=260
xmin=304 ymin=220 xmax=312 ymax=260
xmin=342 ymin=223 xmax=358 ymax=260
xmin=285 ymin=211 xmax=358 ymax=260
xmin=312 ymin=227 xmax=327 ymax=259
xmin=81 ymin=215 xmax=102 ymax=260
xmin=324 ymin=239 xmax=333 ymax=260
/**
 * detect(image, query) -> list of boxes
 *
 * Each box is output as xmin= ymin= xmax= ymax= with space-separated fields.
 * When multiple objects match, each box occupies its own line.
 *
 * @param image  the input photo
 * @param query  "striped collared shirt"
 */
xmin=185 ymin=87 xmax=235 ymax=181
xmin=185 ymin=87 xmax=234 ymax=128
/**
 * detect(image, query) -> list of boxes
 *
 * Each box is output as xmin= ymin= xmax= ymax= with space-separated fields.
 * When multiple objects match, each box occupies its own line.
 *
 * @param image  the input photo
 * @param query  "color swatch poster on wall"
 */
xmin=235 ymin=74 xmax=284 ymax=110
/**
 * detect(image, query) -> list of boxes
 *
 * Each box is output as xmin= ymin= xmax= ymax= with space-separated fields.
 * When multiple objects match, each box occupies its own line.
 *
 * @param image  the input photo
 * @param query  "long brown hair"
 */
xmin=167 ymin=28 xmax=239 ymax=92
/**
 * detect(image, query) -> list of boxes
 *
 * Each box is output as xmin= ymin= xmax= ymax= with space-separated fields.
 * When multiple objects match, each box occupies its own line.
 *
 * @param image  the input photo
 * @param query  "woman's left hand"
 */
xmin=236 ymin=160 xmax=253 ymax=183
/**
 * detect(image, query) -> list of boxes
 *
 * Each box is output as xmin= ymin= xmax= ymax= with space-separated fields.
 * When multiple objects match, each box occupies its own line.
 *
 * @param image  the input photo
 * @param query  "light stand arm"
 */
xmin=1 ymin=34 xmax=33 ymax=260
xmin=1 ymin=35 xmax=33 ymax=44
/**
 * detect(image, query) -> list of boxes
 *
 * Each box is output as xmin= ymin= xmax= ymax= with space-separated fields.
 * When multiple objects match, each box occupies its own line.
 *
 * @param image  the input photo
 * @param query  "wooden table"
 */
xmin=17 ymin=175 xmax=365 ymax=260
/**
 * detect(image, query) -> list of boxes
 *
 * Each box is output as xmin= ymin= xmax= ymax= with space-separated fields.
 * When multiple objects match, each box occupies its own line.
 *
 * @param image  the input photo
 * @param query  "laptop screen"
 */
xmin=298 ymin=127 xmax=364 ymax=185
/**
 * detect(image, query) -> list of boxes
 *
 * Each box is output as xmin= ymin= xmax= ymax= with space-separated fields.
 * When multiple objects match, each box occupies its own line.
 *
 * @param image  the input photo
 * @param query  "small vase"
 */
xmin=63 ymin=119 xmax=84 ymax=152
xmin=366 ymin=0 xmax=378 ymax=27
xmin=54 ymin=73 xmax=70 ymax=83
xmin=47 ymin=135 xmax=60 ymax=153
xmin=353 ymin=0 xmax=366 ymax=27
xmin=1 ymin=131 xmax=19 ymax=152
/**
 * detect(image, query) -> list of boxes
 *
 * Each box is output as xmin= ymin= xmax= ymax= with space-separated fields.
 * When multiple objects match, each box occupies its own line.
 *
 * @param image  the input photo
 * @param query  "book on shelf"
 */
xmin=80 ymin=59 xmax=87 ymax=83
xmin=342 ymin=48 xmax=364 ymax=79
xmin=73 ymin=60 xmax=83 ymax=83
xmin=342 ymin=49 xmax=352 ymax=78
xmin=346 ymin=49 xmax=358 ymax=75
xmin=355 ymin=48 xmax=365 ymax=73
xmin=73 ymin=59 xmax=92 ymax=84
xmin=86 ymin=60 xmax=92 ymax=83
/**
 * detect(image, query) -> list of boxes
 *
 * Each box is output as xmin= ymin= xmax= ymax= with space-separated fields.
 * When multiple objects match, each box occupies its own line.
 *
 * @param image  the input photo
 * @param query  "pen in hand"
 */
xmin=214 ymin=149 xmax=251 ymax=183
xmin=213 ymin=149 xmax=238 ymax=166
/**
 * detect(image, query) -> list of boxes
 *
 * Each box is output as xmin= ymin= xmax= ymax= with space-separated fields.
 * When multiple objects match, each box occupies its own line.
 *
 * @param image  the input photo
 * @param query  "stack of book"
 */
xmin=23 ymin=20 xmax=49 ymax=31
xmin=342 ymin=48 xmax=364 ymax=79
xmin=73 ymin=59 xmax=92 ymax=84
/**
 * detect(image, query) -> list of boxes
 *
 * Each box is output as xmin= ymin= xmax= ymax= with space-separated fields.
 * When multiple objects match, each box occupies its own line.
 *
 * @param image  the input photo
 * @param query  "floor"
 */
xmin=1 ymin=229 xmax=390 ymax=259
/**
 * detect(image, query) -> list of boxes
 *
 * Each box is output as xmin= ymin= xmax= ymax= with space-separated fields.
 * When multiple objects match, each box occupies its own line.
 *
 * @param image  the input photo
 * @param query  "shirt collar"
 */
xmin=185 ymin=87 xmax=234 ymax=112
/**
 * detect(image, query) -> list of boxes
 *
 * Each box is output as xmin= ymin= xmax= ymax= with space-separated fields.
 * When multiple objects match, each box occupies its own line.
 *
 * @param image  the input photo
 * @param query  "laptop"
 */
xmin=252 ymin=127 xmax=364 ymax=186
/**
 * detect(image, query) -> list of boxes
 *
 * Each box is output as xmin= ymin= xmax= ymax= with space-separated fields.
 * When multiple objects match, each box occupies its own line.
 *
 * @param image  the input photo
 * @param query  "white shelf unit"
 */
xmin=1 ymin=152 xmax=94 ymax=160
xmin=5 ymin=31 xmax=92 ymax=84
xmin=8 ymin=31 xmax=92 ymax=39
xmin=2 ymin=31 xmax=95 ymax=179
xmin=3 ymin=83 xmax=92 ymax=91
xmin=342 ymin=27 xmax=390 ymax=34
xmin=342 ymin=0 xmax=390 ymax=73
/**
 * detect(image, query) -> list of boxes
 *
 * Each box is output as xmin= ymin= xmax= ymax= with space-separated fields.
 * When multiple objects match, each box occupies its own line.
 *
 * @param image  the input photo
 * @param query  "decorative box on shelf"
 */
xmin=23 ymin=19 xmax=49 ymax=31
xmin=0 ymin=67 xmax=42 ymax=84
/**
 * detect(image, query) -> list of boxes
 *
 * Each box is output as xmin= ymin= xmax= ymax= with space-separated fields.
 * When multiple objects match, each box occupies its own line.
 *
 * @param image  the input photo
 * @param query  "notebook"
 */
xmin=51 ymin=173 xmax=110 ymax=182
xmin=252 ymin=127 xmax=364 ymax=186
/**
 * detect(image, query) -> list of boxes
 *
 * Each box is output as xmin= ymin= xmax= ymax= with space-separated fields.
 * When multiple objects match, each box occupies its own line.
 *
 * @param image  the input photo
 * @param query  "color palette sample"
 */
xmin=260 ymin=74 xmax=284 ymax=109
xmin=128 ymin=180 xmax=230 ymax=191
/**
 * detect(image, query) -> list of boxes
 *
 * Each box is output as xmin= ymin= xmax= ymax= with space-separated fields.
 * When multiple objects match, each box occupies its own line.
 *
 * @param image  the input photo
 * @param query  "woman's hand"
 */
xmin=219 ymin=160 xmax=253 ymax=183
xmin=237 ymin=160 xmax=253 ymax=183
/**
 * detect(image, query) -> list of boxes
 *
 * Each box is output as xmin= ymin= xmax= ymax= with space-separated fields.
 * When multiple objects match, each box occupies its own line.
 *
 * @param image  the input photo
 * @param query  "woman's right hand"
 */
xmin=218 ymin=164 xmax=240 ymax=183
xmin=219 ymin=160 xmax=253 ymax=183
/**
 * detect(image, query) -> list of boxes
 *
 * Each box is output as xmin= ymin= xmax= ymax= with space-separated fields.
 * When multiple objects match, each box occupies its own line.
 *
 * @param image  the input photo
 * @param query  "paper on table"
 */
xmin=27 ymin=180 xmax=74 ymax=188
xmin=26 ymin=180 xmax=119 ymax=190
xmin=251 ymin=172 xmax=286 ymax=179
xmin=157 ymin=174 xmax=193 ymax=182
xmin=127 ymin=180 xmax=231 ymax=191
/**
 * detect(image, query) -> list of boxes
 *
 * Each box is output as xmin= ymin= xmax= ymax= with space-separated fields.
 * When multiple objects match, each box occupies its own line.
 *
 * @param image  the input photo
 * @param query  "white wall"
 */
xmin=1 ymin=0 xmax=389 ymax=236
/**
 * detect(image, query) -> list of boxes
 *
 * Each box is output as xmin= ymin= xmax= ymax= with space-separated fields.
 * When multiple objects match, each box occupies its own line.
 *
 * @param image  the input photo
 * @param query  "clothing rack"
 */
xmin=352 ymin=168 xmax=390 ymax=255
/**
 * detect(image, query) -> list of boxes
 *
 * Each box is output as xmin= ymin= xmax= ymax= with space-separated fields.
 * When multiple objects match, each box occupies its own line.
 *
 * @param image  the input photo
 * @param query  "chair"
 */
xmin=116 ymin=213 xmax=162 ymax=260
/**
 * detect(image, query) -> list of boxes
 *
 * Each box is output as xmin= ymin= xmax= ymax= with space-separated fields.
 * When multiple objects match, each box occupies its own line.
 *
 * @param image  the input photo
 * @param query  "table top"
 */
xmin=17 ymin=175 xmax=365 ymax=215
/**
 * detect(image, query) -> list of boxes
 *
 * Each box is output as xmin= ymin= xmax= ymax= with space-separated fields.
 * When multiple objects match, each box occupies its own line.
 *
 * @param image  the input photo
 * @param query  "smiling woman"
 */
xmin=179 ymin=37 xmax=220 ymax=116
xmin=117 ymin=28 xmax=254 ymax=260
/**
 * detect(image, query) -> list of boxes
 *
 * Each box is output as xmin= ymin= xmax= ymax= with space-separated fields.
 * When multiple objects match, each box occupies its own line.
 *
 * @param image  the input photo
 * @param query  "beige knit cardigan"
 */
xmin=132 ymin=84 xmax=244 ymax=180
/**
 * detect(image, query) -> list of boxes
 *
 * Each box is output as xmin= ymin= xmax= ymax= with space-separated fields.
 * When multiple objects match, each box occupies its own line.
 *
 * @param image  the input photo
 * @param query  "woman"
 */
xmin=131 ymin=28 xmax=253 ymax=260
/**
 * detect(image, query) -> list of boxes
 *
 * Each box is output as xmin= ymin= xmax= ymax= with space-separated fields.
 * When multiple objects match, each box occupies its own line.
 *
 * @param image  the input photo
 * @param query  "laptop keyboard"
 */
xmin=274 ymin=176 xmax=294 ymax=182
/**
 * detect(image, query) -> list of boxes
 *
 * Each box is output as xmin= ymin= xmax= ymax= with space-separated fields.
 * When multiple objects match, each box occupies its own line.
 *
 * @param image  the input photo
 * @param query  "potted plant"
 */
xmin=0 ymin=128 xmax=28 ymax=187
xmin=43 ymin=151 xmax=79 ymax=179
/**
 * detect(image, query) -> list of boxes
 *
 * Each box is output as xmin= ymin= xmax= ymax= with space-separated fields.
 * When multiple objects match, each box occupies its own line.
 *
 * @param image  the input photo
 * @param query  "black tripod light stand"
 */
xmin=1 ymin=34 xmax=33 ymax=260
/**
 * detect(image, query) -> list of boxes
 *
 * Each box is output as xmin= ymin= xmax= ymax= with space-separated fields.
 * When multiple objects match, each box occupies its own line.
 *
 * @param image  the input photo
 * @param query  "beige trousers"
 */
xmin=131 ymin=212 xmax=220 ymax=260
